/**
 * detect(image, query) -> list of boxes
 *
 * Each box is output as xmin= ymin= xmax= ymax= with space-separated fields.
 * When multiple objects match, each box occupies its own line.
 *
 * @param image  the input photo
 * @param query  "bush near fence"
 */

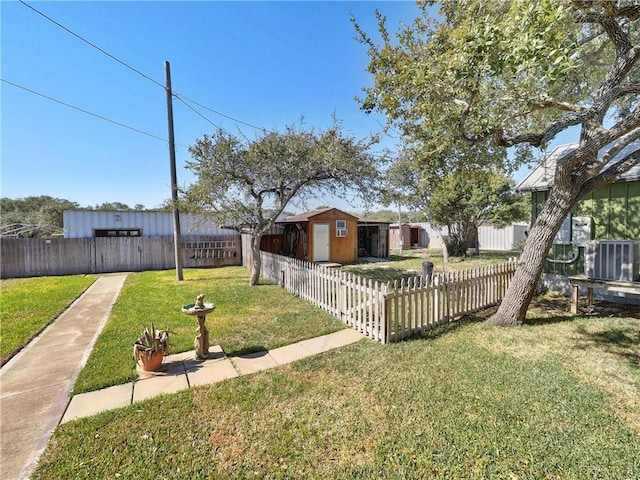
xmin=258 ymin=251 xmax=518 ymax=343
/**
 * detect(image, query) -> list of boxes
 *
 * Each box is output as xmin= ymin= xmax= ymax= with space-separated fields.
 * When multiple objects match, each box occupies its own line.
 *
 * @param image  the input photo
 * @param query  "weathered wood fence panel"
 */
xmin=255 ymin=251 xmax=518 ymax=343
xmin=385 ymin=262 xmax=517 ymax=342
xmin=1 ymin=238 xmax=94 ymax=278
xmin=0 ymin=235 xmax=241 ymax=278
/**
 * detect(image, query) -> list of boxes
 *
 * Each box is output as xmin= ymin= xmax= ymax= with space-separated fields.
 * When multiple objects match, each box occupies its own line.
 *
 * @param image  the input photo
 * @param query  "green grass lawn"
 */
xmin=0 ymin=275 xmax=96 ymax=365
xmin=72 ymin=266 xmax=345 ymax=394
xmin=32 ymin=298 xmax=640 ymax=479
xmin=343 ymin=248 xmax=517 ymax=283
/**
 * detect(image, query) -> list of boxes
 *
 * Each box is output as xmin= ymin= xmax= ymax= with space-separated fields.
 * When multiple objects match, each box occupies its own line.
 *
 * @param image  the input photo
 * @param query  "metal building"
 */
xmin=63 ymin=210 xmax=236 ymax=238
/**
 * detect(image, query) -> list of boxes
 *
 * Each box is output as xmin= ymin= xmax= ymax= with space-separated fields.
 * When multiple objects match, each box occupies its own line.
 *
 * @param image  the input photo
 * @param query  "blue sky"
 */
xmin=2 ymin=0 xmax=424 ymax=212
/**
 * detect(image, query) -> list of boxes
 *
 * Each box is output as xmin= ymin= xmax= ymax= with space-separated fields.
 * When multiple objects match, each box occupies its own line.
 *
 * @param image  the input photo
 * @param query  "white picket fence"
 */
xmin=258 ymin=251 xmax=518 ymax=343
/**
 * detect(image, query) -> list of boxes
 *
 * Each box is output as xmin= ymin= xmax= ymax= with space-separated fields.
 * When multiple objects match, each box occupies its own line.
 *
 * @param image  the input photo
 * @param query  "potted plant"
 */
xmin=133 ymin=323 xmax=170 ymax=372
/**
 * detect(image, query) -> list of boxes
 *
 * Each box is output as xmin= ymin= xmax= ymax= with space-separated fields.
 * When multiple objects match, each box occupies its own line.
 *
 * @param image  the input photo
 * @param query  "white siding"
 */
xmin=390 ymin=223 xmax=447 ymax=249
xmin=417 ymin=223 xmax=446 ymax=248
xmin=477 ymin=224 xmax=527 ymax=251
xmin=63 ymin=211 xmax=236 ymax=238
xmin=388 ymin=222 xmax=526 ymax=251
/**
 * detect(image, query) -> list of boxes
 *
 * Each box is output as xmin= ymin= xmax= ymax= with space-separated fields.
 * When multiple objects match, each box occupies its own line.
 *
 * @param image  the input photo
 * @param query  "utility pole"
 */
xmin=165 ymin=60 xmax=183 ymax=281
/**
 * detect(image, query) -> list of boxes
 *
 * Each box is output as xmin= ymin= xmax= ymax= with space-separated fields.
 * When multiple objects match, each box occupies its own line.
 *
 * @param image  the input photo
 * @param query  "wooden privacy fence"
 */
xmin=1 ymin=235 xmax=241 ymax=278
xmin=258 ymin=251 xmax=518 ymax=343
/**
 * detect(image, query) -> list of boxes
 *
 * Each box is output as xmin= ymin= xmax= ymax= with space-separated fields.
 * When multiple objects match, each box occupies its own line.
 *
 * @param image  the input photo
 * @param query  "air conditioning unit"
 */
xmin=585 ymin=240 xmax=640 ymax=282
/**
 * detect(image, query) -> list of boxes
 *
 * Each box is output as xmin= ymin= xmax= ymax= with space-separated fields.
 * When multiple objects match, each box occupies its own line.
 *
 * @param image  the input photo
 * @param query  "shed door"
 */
xmin=313 ymin=223 xmax=330 ymax=262
xmin=379 ymin=228 xmax=388 ymax=257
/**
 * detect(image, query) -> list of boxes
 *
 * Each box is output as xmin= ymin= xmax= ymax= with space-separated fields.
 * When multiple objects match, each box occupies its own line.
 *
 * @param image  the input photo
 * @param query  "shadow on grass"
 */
xmin=574 ymin=324 xmax=640 ymax=369
xmin=400 ymin=313 xmax=487 ymax=343
xmin=522 ymin=315 xmax=574 ymax=327
xmin=226 ymin=345 xmax=269 ymax=357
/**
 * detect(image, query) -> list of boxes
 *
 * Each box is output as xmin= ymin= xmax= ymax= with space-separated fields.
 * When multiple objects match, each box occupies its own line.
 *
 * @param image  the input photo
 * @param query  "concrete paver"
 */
xmin=61 ymin=383 xmax=133 ymax=424
xmin=299 ymin=328 xmax=365 ymax=354
xmin=233 ymin=351 xmax=280 ymax=375
xmin=186 ymin=358 xmax=239 ymax=387
xmin=132 ymin=372 xmax=190 ymax=403
xmin=268 ymin=342 xmax=314 ymax=365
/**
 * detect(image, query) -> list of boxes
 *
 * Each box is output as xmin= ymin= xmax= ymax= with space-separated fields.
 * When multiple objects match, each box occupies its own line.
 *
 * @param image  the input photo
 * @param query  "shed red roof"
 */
xmin=281 ymin=207 xmax=359 ymax=223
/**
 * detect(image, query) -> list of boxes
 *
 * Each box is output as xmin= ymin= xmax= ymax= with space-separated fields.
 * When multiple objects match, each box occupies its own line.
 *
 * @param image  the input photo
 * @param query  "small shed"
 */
xmin=277 ymin=208 xmax=358 ymax=264
xmin=389 ymin=224 xmax=412 ymax=250
xmin=357 ymin=220 xmax=390 ymax=258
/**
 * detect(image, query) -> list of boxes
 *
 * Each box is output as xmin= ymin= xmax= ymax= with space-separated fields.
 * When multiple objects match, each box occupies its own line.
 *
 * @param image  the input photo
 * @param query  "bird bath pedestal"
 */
xmin=182 ymin=294 xmax=216 ymax=359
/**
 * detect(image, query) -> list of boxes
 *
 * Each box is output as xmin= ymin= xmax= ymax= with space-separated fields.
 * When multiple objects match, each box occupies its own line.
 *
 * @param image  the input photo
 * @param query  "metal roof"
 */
xmin=517 ymin=140 xmax=640 ymax=192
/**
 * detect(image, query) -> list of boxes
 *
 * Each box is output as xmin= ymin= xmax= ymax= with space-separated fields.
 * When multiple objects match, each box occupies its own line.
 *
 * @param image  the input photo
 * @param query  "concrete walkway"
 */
xmin=0 ymin=273 xmax=127 ymax=480
xmin=0 ymin=273 xmax=365 ymax=480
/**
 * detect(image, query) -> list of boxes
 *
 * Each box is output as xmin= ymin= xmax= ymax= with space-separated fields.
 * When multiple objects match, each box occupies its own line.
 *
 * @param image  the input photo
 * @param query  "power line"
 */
xmin=18 ymin=0 xmax=270 ymax=134
xmin=1 ymin=78 xmax=169 ymax=143
xmin=16 ymin=1 xmax=396 ymax=154
xmin=18 ymin=0 xmax=166 ymax=90
xmin=174 ymin=95 xmax=223 ymax=130
xmin=174 ymin=94 xmax=270 ymax=133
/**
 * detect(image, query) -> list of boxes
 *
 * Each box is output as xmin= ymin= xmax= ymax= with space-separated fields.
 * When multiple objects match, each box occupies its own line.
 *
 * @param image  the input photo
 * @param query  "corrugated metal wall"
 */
xmin=477 ymin=224 xmax=528 ymax=251
xmin=63 ymin=211 xmax=235 ymax=238
xmin=388 ymin=222 xmax=525 ymax=251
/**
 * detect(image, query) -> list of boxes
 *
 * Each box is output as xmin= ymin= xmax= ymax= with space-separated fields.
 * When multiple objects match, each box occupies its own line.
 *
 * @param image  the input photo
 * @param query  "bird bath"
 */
xmin=182 ymin=294 xmax=215 ymax=359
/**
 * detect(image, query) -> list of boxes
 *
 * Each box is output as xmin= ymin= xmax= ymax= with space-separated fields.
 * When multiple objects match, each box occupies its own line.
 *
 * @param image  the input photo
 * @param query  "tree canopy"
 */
xmin=355 ymin=0 xmax=639 ymax=325
xmin=0 ymin=196 xmax=152 ymax=237
xmin=0 ymin=196 xmax=79 ymax=237
xmin=185 ymin=123 xmax=381 ymax=285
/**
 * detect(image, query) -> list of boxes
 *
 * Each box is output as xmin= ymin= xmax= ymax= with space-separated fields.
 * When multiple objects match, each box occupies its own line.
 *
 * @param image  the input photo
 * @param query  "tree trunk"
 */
xmin=473 ymin=224 xmax=480 ymax=256
xmin=249 ymin=234 xmax=262 ymax=286
xmin=439 ymin=228 xmax=449 ymax=264
xmin=488 ymin=186 xmax=577 ymax=326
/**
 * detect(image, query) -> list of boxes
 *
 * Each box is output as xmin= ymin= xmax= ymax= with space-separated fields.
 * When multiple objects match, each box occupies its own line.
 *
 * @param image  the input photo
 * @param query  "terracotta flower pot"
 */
xmin=138 ymin=349 xmax=165 ymax=372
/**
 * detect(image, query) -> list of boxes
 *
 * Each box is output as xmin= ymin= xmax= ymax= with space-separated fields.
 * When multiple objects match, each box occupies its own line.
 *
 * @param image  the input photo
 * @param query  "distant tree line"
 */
xmin=0 ymin=196 xmax=150 ymax=237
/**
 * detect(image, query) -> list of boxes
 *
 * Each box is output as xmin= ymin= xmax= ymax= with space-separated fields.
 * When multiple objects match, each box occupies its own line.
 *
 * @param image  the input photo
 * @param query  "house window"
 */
xmin=336 ymin=220 xmax=348 ymax=237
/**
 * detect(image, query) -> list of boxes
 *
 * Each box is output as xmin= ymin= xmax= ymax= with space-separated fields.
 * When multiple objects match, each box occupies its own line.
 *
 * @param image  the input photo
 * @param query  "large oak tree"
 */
xmin=354 ymin=0 xmax=640 ymax=325
xmin=185 ymin=124 xmax=380 ymax=285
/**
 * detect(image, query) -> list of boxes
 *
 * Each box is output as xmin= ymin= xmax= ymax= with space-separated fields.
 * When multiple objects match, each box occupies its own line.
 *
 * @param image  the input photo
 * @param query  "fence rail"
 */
xmin=258 ymin=251 xmax=518 ymax=343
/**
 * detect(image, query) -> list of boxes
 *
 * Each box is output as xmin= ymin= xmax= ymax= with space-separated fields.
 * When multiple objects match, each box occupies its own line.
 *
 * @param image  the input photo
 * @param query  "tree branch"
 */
xmin=495 ymin=109 xmax=591 ymax=147
xmin=559 ymin=106 xmax=640 ymax=170
xmin=528 ymin=95 xmax=583 ymax=113
xmin=574 ymin=5 xmax=635 ymax=54
xmin=578 ymin=147 xmax=640 ymax=198
xmin=496 ymin=67 xmax=640 ymax=149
